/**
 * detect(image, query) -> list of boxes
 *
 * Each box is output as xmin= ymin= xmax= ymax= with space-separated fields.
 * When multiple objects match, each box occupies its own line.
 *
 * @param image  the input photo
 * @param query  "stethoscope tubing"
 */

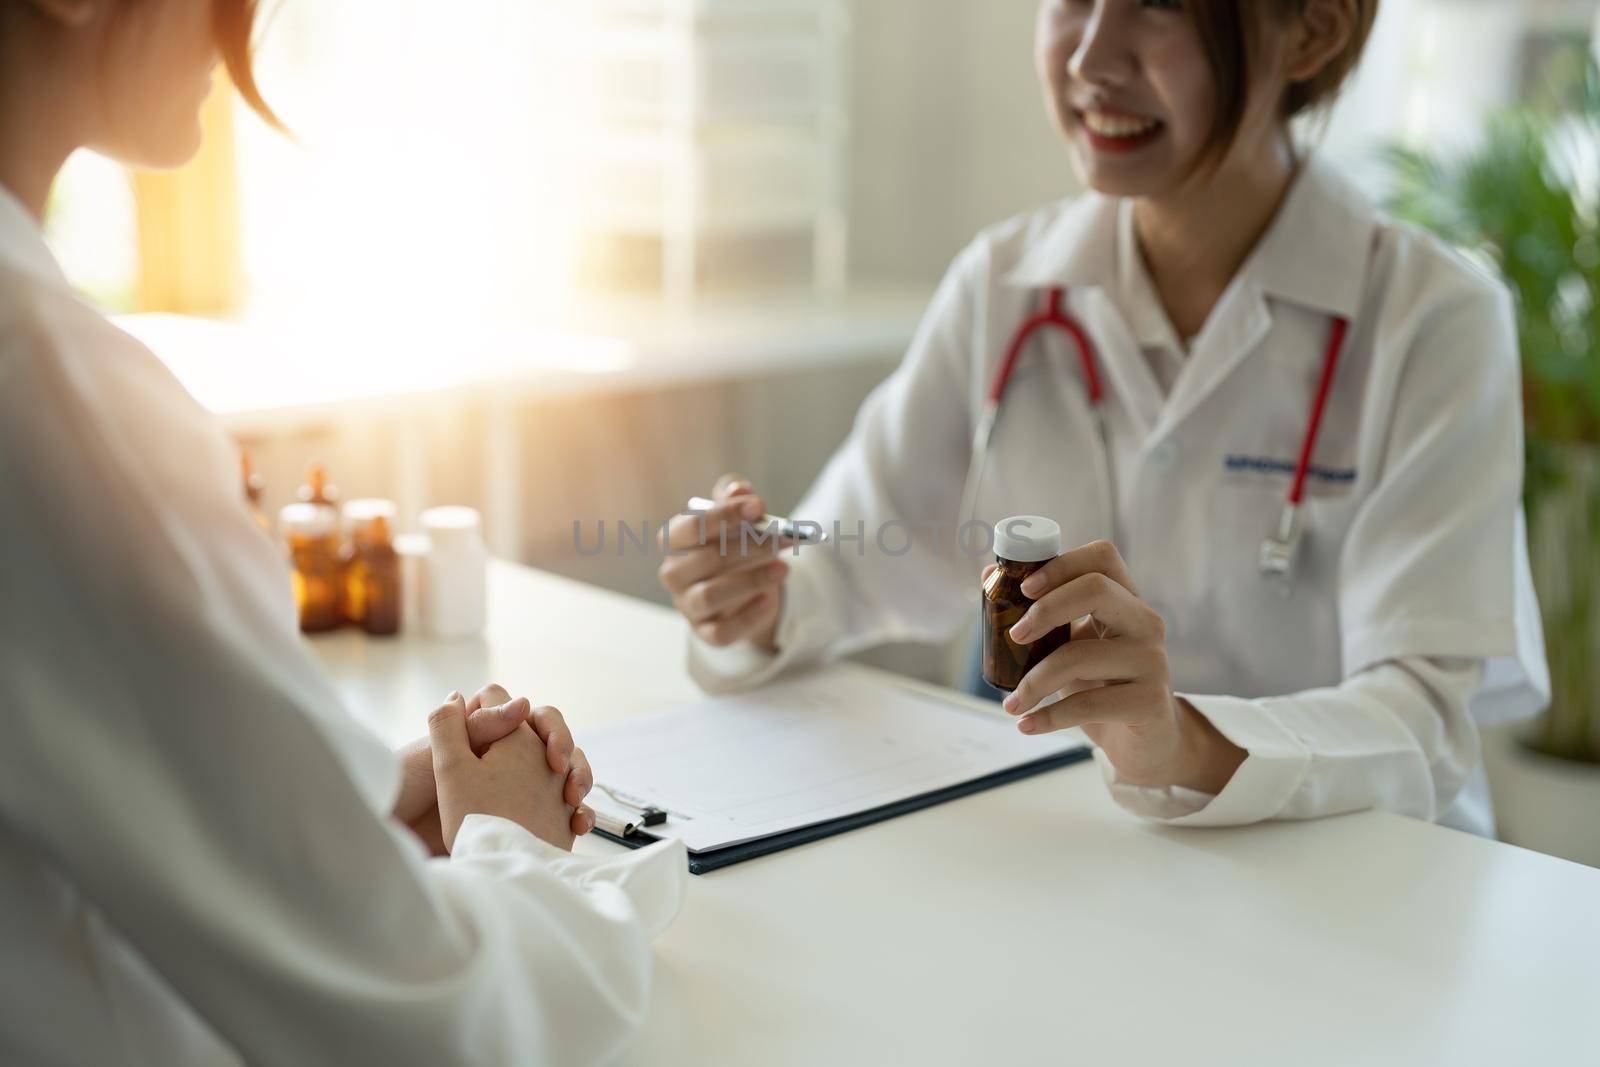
xmin=962 ymin=286 xmax=1349 ymax=576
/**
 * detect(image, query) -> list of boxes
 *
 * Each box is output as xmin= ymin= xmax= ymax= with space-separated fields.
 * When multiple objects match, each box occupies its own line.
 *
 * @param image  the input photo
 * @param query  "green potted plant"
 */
xmin=1382 ymin=38 xmax=1599 ymax=861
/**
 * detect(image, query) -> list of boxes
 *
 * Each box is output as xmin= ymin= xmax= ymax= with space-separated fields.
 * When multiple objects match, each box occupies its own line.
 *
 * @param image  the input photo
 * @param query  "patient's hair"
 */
xmin=1188 ymin=0 xmax=1380 ymax=166
xmin=214 ymin=0 xmax=283 ymax=130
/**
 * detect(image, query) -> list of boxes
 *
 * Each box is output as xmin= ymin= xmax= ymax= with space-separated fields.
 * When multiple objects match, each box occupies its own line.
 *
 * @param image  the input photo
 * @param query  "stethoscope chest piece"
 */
xmin=1258 ymin=503 xmax=1304 ymax=594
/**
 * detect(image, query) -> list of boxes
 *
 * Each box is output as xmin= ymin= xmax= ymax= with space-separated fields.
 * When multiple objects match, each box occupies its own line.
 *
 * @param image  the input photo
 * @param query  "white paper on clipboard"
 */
xmin=581 ymin=666 xmax=1085 ymax=854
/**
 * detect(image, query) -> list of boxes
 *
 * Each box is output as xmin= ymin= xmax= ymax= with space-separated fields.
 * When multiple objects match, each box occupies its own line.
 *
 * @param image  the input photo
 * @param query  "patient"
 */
xmin=0 ymin=2 xmax=684 ymax=1064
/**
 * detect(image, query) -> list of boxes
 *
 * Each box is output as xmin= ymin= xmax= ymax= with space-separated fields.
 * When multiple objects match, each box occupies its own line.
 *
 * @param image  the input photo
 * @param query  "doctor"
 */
xmin=0 ymin=1 xmax=683 ymax=1064
xmin=661 ymin=0 xmax=1549 ymax=834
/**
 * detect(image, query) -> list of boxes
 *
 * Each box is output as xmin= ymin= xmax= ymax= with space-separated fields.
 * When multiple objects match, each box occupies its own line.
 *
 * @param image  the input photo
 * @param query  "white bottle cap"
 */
xmin=342 ymin=498 xmax=397 ymax=523
xmin=394 ymin=533 xmax=430 ymax=633
xmin=992 ymin=515 xmax=1062 ymax=563
xmin=420 ymin=505 xmax=483 ymax=549
xmin=278 ymin=502 xmax=337 ymax=538
xmin=394 ymin=533 xmax=431 ymax=558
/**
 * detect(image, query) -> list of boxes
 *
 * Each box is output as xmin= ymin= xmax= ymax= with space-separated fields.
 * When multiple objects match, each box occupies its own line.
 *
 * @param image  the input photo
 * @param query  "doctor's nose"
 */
xmin=1066 ymin=5 xmax=1136 ymax=89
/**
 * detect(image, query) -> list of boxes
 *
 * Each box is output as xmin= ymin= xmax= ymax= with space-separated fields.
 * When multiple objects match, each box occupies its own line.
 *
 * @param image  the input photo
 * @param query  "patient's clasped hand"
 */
xmin=392 ymin=683 xmax=598 ymax=856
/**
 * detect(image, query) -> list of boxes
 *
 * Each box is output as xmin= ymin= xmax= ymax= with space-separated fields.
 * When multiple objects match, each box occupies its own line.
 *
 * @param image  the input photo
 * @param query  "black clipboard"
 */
xmin=593 ymin=745 xmax=1092 ymax=874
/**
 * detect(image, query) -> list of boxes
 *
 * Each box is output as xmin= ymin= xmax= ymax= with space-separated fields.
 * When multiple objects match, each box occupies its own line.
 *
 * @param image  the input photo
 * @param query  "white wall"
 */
xmin=847 ymin=0 xmax=1080 ymax=286
xmin=847 ymin=0 xmax=1597 ymax=254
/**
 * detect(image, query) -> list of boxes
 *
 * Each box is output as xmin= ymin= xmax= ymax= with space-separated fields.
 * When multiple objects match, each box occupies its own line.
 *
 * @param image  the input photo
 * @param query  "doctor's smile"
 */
xmin=5 ymin=0 xmax=1594 ymax=1062
xmin=1075 ymin=104 xmax=1168 ymax=156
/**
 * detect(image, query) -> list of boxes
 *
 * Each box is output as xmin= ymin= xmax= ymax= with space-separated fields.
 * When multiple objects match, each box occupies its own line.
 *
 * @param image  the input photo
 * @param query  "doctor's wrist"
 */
xmin=1170 ymin=697 xmax=1247 ymax=796
xmin=752 ymin=585 xmax=785 ymax=654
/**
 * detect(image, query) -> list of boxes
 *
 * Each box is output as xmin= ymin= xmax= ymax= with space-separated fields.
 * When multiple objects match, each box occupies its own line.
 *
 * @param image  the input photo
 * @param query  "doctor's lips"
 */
xmin=1074 ymin=105 xmax=1165 ymax=154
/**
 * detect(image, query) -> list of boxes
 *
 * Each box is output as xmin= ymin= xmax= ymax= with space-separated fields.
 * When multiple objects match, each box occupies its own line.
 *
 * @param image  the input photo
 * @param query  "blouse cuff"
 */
xmin=449 ymin=815 xmax=688 ymax=938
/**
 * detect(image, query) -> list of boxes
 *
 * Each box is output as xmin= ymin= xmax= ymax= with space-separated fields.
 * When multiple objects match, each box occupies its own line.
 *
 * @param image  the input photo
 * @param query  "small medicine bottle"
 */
xmin=342 ymin=498 xmax=402 ymax=636
xmin=981 ymin=515 xmax=1069 ymax=692
xmin=279 ymin=503 xmax=342 ymax=633
xmin=298 ymin=463 xmax=339 ymax=509
xmin=419 ymin=506 xmax=488 ymax=638
xmin=239 ymin=451 xmax=270 ymax=535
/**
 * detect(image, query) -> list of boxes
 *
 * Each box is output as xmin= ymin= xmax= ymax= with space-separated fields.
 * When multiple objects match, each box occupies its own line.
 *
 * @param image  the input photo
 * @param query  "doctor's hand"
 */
xmin=658 ymin=473 xmax=790 ymax=652
xmin=395 ymin=683 xmax=595 ymax=855
xmin=996 ymin=540 xmax=1246 ymax=796
xmin=428 ymin=693 xmax=578 ymax=853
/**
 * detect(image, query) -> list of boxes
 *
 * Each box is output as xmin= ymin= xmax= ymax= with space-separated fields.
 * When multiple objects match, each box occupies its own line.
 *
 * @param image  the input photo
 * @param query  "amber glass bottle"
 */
xmin=342 ymin=499 xmax=401 ymax=636
xmin=981 ymin=516 xmax=1068 ymax=692
xmin=299 ymin=463 xmax=339 ymax=508
xmin=280 ymin=503 xmax=342 ymax=633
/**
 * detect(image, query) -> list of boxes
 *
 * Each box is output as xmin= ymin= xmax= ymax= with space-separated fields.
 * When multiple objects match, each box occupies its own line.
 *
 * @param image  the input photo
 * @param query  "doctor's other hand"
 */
xmin=997 ymin=540 xmax=1246 ymax=797
xmin=659 ymin=473 xmax=788 ymax=652
xmin=428 ymin=693 xmax=578 ymax=853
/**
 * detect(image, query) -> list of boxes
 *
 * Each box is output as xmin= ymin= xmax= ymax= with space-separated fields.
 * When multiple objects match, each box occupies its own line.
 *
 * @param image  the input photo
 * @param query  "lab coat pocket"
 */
xmin=1216 ymin=452 xmax=1359 ymax=499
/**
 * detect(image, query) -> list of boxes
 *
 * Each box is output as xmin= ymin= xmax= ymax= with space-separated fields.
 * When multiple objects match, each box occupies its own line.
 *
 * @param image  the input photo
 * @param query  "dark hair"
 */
xmin=213 ymin=0 xmax=283 ymax=130
xmin=1188 ymin=0 xmax=1380 ymax=167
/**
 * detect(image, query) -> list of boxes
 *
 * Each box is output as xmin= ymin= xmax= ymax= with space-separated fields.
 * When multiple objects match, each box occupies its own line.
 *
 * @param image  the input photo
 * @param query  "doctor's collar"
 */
xmin=1001 ymin=152 xmax=1378 ymax=322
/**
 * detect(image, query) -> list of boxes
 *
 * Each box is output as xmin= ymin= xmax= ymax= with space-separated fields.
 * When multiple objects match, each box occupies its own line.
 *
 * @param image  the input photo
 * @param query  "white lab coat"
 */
xmin=692 ymin=153 xmax=1549 ymax=835
xmin=0 ymin=186 xmax=686 ymax=1065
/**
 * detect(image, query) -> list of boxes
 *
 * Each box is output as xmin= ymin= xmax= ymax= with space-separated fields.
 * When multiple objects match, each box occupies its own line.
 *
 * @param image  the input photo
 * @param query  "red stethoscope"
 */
xmin=959 ymin=286 xmax=1350 ymax=582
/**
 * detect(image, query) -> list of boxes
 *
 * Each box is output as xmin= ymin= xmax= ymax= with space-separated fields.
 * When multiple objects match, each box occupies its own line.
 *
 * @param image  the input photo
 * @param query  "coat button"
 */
xmin=1149 ymin=440 xmax=1178 ymax=470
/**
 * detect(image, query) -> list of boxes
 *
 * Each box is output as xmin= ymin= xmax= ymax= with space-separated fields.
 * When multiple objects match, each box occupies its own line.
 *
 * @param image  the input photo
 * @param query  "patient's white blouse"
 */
xmin=0 ymin=185 xmax=685 ymax=1066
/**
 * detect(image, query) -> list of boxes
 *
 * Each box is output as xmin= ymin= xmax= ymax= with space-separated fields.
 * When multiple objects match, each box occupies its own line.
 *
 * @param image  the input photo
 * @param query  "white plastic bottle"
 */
xmin=418 ymin=506 xmax=488 ymax=638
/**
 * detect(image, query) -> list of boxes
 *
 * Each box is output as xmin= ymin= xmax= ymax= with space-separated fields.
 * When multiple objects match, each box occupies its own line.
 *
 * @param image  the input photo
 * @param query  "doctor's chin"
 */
xmin=4 ymin=1 xmax=1598 ymax=1065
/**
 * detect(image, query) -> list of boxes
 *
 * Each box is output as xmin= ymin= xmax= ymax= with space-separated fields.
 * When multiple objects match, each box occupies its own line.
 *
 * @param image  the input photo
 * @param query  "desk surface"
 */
xmin=308 ymin=561 xmax=1600 ymax=1067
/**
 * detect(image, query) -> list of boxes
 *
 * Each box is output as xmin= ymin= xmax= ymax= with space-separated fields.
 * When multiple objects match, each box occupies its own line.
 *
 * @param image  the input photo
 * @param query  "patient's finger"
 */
xmin=528 ymin=705 xmax=574 ymax=775
xmin=465 ymin=683 xmax=512 ymax=714
xmin=465 ymin=697 xmax=531 ymax=753
xmin=564 ymin=746 xmax=592 ymax=808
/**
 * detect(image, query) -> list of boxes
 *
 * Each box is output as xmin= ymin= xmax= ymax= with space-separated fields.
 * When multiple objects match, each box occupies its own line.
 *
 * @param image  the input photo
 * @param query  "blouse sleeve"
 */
xmin=0 ymin=307 xmax=685 ymax=1066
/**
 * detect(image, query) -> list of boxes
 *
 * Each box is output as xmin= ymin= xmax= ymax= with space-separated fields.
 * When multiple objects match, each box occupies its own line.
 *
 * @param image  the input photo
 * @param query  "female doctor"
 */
xmin=0 ymin=1 xmax=684 ymax=1064
xmin=661 ymin=0 xmax=1549 ymax=835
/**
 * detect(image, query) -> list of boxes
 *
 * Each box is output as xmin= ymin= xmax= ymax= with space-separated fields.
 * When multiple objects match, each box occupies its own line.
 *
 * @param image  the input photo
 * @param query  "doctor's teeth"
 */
xmin=1084 ymin=111 xmax=1159 ymax=138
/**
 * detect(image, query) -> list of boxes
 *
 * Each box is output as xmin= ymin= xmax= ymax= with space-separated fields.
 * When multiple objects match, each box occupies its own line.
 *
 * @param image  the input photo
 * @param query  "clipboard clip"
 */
xmin=592 ymin=783 xmax=668 ymax=837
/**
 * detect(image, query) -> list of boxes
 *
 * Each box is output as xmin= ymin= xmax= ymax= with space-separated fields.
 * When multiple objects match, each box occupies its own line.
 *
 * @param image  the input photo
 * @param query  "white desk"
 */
xmin=309 ymin=561 xmax=1600 ymax=1067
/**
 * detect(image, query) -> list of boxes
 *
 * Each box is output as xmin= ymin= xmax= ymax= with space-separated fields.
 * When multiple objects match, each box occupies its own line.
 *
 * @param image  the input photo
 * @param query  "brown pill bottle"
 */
xmin=279 ymin=503 xmax=343 ymax=633
xmin=342 ymin=499 xmax=402 ymax=636
xmin=982 ymin=515 xmax=1069 ymax=692
xmin=299 ymin=462 xmax=339 ymax=508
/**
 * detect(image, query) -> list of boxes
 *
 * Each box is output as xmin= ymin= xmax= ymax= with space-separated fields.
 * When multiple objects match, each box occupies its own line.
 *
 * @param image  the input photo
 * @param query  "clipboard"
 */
xmin=582 ymin=667 xmax=1094 ymax=875
xmin=594 ymin=745 xmax=1091 ymax=874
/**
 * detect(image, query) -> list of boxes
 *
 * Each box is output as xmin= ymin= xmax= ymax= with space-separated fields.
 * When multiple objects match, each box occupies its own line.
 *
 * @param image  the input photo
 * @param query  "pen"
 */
xmin=591 ymin=784 xmax=670 ymax=839
xmin=592 ymin=810 xmax=639 ymax=838
xmin=685 ymin=497 xmax=828 ymax=544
